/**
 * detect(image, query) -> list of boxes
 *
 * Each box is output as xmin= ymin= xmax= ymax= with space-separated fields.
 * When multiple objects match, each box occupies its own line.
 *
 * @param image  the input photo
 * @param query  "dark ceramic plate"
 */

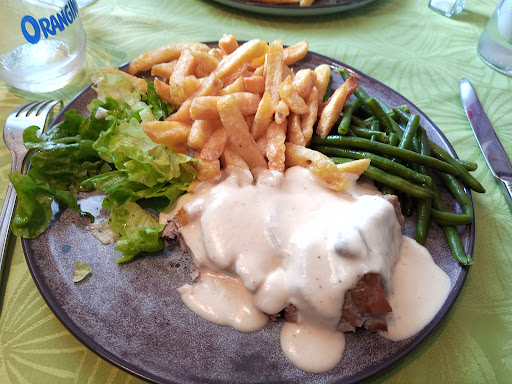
xmin=22 ymin=46 xmax=473 ymax=384
xmin=208 ymin=0 xmax=376 ymax=16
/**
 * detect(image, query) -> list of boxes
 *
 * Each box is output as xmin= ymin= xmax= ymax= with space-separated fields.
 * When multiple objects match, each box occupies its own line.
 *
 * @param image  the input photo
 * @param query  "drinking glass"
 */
xmin=477 ymin=0 xmax=512 ymax=76
xmin=0 ymin=0 xmax=87 ymax=93
xmin=77 ymin=0 xmax=96 ymax=7
xmin=428 ymin=0 xmax=466 ymax=18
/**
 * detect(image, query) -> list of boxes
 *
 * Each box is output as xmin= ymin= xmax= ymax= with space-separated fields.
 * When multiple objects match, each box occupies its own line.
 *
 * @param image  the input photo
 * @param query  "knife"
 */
xmin=460 ymin=77 xmax=512 ymax=212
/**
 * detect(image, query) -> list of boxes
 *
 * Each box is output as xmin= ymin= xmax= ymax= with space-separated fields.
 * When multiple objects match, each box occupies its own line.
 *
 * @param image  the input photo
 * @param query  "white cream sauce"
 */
xmin=161 ymin=166 xmax=451 ymax=373
xmin=380 ymin=236 xmax=451 ymax=341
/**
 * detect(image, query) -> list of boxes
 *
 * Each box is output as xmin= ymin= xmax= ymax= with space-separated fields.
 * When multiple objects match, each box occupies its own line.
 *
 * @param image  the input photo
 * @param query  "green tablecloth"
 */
xmin=1 ymin=0 xmax=511 ymax=383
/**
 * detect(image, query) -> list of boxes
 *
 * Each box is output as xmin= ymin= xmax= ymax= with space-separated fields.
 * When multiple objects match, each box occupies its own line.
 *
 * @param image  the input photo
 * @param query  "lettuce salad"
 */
xmin=10 ymin=70 xmax=197 ymax=263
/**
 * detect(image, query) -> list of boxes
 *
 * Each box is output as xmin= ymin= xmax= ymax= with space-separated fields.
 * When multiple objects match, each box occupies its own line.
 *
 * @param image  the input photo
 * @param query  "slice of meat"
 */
xmin=281 ymin=274 xmax=392 ymax=333
xmin=284 ymin=304 xmax=299 ymax=323
xmin=161 ymin=216 xmax=190 ymax=254
xmin=382 ymin=194 xmax=405 ymax=226
xmin=338 ymin=273 xmax=392 ymax=332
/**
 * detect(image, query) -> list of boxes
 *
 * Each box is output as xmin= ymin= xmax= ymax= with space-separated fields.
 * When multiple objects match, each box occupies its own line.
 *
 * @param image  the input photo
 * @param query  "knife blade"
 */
xmin=460 ymin=77 xmax=512 ymax=212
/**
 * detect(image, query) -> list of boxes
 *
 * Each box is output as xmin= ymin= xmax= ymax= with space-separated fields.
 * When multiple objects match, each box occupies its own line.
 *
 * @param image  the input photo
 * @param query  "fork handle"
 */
xmin=0 ymin=183 xmax=17 ymax=280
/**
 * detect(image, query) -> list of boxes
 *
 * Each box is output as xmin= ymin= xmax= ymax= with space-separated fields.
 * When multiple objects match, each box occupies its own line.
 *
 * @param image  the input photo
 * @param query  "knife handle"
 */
xmin=498 ymin=178 xmax=512 ymax=213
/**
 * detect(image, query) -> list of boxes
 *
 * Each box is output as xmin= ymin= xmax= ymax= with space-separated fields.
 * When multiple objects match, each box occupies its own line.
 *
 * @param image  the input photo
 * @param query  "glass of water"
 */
xmin=477 ymin=0 xmax=512 ymax=76
xmin=428 ymin=0 xmax=466 ymax=18
xmin=0 ymin=0 xmax=87 ymax=93
xmin=77 ymin=0 xmax=96 ymax=7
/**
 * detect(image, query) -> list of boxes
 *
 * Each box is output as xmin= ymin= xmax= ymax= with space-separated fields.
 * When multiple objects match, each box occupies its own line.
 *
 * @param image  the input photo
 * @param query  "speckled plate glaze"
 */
xmin=22 ymin=46 xmax=474 ymax=384
xmin=208 ymin=0 xmax=376 ymax=17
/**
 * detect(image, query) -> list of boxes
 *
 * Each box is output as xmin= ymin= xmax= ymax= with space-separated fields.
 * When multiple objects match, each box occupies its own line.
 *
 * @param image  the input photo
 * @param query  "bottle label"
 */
xmin=20 ymin=0 xmax=80 ymax=45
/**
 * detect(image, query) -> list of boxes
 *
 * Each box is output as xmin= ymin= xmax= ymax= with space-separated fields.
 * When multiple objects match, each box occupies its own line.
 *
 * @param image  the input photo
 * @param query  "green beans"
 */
xmin=312 ymin=135 xmax=459 ymax=175
xmin=398 ymin=114 xmax=420 ymax=150
xmin=366 ymin=98 xmax=395 ymax=134
xmin=331 ymin=157 xmax=435 ymax=198
xmin=431 ymin=182 xmax=473 ymax=265
xmin=338 ymin=99 xmax=362 ymax=135
xmin=457 ymin=159 xmax=478 ymax=172
xmin=430 ymin=142 xmax=486 ymax=193
xmin=431 ymin=172 xmax=473 ymax=226
xmin=415 ymin=128 xmax=432 ymax=245
xmin=349 ymin=126 xmax=389 ymax=142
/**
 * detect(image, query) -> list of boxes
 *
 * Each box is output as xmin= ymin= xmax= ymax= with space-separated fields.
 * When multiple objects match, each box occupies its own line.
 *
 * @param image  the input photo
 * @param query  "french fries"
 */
xmin=217 ymin=94 xmax=268 ymax=170
xmin=316 ymin=76 xmax=359 ymax=139
xmin=125 ymin=35 xmax=368 ymax=190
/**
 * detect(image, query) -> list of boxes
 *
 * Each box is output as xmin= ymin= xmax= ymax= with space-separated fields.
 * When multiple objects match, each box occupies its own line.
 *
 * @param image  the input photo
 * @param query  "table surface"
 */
xmin=1 ymin=1 xmax=511 ymax=383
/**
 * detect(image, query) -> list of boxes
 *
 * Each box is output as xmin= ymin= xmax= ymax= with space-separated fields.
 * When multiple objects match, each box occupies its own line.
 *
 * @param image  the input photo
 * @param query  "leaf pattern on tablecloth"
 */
xmin=0 ymin=254 xmax=145 ymax=384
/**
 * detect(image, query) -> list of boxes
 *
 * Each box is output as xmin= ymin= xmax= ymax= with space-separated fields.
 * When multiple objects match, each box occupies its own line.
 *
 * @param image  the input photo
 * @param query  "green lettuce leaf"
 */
xmin=108 ymin=202 xmax=165 ymax=263
xmin=10 ymin=69 xmax=196 ymax=263
xmin=73 ymin=261 xmax=92 ymax=283
xmin=9 ymin=170 xmax=92 ymax=238
xmin=146 ymin=80 xmax=174 ymax=120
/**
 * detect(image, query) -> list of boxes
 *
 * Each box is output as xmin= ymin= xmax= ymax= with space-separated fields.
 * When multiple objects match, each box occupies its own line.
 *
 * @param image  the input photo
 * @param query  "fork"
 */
xmin=0 ymin=100 xmax=61 ymax=288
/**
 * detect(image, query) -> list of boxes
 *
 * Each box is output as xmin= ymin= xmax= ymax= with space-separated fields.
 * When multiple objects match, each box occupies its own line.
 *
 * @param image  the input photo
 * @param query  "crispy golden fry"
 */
xmin=283 ymin=39 xmax=309 ymax=65
xmin=187 ymin=119 xmax=223 ymax=149
xmin=314 ymin=64 xmax=331 ymax=104
xmin=284 ymin=65 xmax=294 ymax=80
xmin=190 ymin=92 xmax=261 ymax=120
xmin=169 ymin=75 xmax=201 ymax=106
xmin=335 ymin=158 xmax=370 ymax=177
xmin=287 ymin=112 xmax=305 ymax=146
xmin=217 ymin=94 xmax=268 ymax=170
xmin=208 ymin=48 xmax=223 ymax=61
xmin=200 ymin=127 xmax=228 ymax=161
xmin=154 ymin=78 xmax=174 ymax=105
xmin=316 ymin=76 xmax=359 ymax=139
xmin=265 ymin=40 xmax=284 ymax=107
xmin=129 ymin=41 xmax=210 ymax=75
xmin=299 ymin=0 xmax=315 ymax=6
xmin=219 ymin=34 xmax=239 ymax=55
xmin=222 ymin=62 xmax=250 ymax=87
xmin=191 ymin=50 xmax=220 ymax=78
xmin=245 ymin=114 xmax=255 ymax=129
xmin=266 ymin=121 xmax=287 ymax=172
xmin=167 ymin=73 xmax=223 ymax=121
xmin=292 ymin=69 xmax=317 ymax=99
xmin=170 ymin=50 xmax=195 ymax=82
xmin=301 ymin=86 xmax=319 ymax=145
xmin=244 ymin=76 xmax=265 ymax=94
xmin=214 ymin=39 xmax=268 ymax=81
xmin=253 ymin=65 xmax=264 ymax=76
xmin=167 ymin=50 xmax=198 ymax=105
xmin=279 ymin=82 xmax=309 ymax=114
xmin=221 ymin=142 xmax=250 ymax=170
xmin=285 ymin=142 xmax=350 ymax=191
xmin=256 ymin=135 xmax=268 ymax=157
xmin=251 ymin=91 xmax=275 ymax=140
xmin=100 ymin=67 xmax=148 ymax=93
xmin=250 ymin=56 xmax=265 ymax=70
xmin=142 ymin=121 xmax=192 ymax=150
xmin=151 ymin=61 xmax=177 ymax=79
xmin=219 ymin=76 xmax=245 ymax=95
xmin=275 ymin=100 xmax=290 ymax=125
xmin=194 ymin=155 xmax=221 ymax=181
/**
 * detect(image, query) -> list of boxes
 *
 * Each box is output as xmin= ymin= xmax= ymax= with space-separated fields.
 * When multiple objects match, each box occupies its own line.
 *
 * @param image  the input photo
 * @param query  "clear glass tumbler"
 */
xmin=428 ymin=0 xmax=466 ymax=18
xmin=0 ymin=0 xmax=87 ymax=93
xmin=77 ymin=0 xmax=96 ymax=7
xmin=477 ymin=0 xmax=512 ymax=76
